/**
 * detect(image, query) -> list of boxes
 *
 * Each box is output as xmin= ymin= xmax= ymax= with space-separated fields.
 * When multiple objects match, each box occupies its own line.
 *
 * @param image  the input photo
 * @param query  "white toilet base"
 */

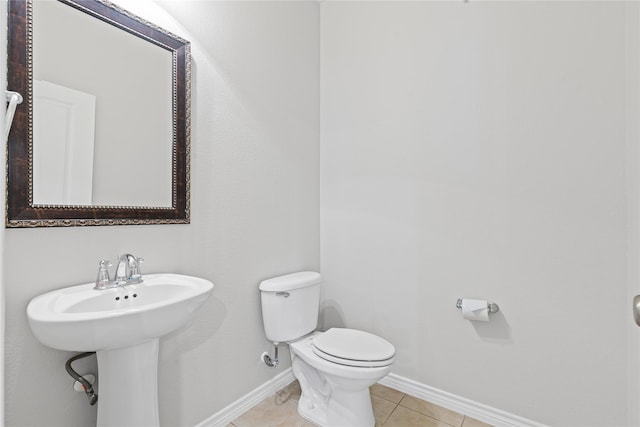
xmin=289 ymin=333 xmax=392 ymax=427
xmin=297 ymin=385 xmax=375 ymax=427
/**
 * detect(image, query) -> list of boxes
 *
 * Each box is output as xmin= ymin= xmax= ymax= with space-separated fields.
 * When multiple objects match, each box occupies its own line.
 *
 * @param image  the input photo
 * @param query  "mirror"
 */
xmin=6 ymin=0 xmax=190 ymax=227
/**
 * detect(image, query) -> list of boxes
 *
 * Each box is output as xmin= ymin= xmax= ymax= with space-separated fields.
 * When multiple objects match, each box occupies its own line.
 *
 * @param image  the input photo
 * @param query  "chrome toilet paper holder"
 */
xmin=456 ymin=298 xmax=500 ymax=314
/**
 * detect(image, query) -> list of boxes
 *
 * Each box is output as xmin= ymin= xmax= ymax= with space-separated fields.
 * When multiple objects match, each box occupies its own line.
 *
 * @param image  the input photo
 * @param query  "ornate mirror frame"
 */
xmin=6 ymin=0 xmax=190 ymax=227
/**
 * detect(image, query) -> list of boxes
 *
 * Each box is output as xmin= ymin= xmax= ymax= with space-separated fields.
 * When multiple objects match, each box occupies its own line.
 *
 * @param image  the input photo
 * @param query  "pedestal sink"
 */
xmin=26 ymin=273 xmax=214 ymax=427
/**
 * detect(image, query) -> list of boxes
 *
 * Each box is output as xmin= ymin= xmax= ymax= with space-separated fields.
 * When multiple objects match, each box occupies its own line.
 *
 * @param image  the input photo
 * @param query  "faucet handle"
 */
xmin=129 ymin=256 xmax=143 ymax=282
xmin=95 ymin=260 xmax=112 ymax=289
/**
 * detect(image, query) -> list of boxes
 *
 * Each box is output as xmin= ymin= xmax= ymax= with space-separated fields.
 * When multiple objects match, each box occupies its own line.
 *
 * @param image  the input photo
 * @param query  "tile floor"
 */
xmin=228 ymin=381 xmax=494 ymax=427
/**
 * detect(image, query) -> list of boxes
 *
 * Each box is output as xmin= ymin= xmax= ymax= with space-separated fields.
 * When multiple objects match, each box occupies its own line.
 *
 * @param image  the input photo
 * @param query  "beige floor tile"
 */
xmin=231 ymin=395 xmax=307 ymax=427
xmin=383 ymin=406 xmax=453 ymax=427
xmin=372 ymin=395 xmax=397 ymax=426
xmin=462 ymin=416 xmax=494 ymax=427
xmin=399 ymin=395 xmax=464 ymax=427
xmin=275 ymin=380 xmax=302 ymax=405
xmin=370 ymin=383 xmax=405 ymax=404
xmin=229 ymin=382 xmax=472 ymax=427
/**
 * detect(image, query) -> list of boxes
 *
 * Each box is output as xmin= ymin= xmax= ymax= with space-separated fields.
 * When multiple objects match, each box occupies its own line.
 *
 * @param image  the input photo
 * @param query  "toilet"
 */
xmin=259 ymin=271 xmax=395 ymax=427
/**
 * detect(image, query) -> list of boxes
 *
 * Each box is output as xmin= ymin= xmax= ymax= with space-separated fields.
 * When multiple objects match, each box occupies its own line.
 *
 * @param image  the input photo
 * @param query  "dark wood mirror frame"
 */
xmin=6 ymin=0 xmax=190 ymax=227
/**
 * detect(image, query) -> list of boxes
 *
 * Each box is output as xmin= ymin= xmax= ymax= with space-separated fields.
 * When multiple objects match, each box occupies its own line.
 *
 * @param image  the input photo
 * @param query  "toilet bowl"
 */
xmin=290 ymin=330 xmax=394 ymax=427
xmin=259 ymin=272 xmax=395 ymax=427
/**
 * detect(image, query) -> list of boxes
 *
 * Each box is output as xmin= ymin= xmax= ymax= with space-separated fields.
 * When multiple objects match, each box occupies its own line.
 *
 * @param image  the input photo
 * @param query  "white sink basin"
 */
xmin=27 ymin=273 xmax=214 ymax=427
xmin=27 ymin=273 xmax=214 ymax=351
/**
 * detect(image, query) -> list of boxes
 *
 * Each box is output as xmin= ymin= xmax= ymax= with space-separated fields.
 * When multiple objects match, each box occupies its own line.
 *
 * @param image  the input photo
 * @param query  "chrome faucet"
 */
xmin=94 ymin=254 xmax=144 ymax=290
xmin=114 ymin=254 xmax=144 ymax=285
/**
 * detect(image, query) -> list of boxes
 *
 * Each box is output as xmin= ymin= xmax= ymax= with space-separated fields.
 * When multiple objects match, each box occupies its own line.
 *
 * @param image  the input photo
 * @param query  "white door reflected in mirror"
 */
xmin=33 ymin=80 xmax=96 ymax=206
xmin=32 ymin=0 xmax=173 ymax=208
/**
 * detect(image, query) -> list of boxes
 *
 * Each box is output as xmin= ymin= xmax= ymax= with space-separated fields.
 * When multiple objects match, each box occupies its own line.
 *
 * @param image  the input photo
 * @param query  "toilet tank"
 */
xmin=259 ymin=271 xmax=321 ymax=344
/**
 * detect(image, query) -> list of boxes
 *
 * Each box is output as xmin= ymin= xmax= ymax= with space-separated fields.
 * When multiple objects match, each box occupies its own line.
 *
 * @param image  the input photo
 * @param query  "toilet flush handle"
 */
xmin=276 ymin=292 xmax=290 ymax=298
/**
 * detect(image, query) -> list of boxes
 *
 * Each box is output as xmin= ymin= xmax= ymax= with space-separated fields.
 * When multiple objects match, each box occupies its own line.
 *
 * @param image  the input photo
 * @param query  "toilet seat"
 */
xmin=311 ymin=328 xmax=395 ymax=368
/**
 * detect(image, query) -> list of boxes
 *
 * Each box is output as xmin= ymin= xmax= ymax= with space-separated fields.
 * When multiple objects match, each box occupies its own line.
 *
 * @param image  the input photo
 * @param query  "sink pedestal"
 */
xmin=96 ymin=339 xmax=160 ymax=427
xmin=26 ymin=274 xmax=214 ymax=425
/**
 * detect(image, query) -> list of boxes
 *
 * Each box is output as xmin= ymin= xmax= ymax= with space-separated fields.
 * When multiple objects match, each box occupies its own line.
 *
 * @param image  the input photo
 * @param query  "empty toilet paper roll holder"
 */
xmin=456 ymin=299 xmax=500 ymax=314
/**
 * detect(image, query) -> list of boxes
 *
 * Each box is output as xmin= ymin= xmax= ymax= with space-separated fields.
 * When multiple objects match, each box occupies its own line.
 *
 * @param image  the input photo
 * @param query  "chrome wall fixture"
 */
xmin=4 ymin=90 xmax=23 ymax=142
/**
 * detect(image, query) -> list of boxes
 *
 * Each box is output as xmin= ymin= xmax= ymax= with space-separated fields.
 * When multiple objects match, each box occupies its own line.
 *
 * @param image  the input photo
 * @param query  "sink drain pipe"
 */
xmin=65 ymin=352 xmax=98 ymax=405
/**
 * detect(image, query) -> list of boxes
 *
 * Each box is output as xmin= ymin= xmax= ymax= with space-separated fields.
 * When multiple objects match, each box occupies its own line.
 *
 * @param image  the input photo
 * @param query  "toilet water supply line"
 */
xmin=263 ymin=343 xmax=279 ymax=368
xmin=65 ymin=352 xmax=98 ymax=405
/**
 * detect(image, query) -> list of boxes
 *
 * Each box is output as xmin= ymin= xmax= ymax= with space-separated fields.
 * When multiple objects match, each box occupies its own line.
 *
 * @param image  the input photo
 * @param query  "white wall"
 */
xmin=4 ymin=1 xmax=319 ymax=426
xmin=321 ymin=2 xmax=631 ymax=426
xmin=626 ymin=3 xmax=640 ymax=425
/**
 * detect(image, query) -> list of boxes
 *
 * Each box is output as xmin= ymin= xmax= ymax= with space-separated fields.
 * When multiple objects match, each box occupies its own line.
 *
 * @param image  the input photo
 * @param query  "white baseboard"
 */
xmin=379 ymin=373 xmax=548 ymax=427
xmin=195 ymin=368 xmax=296 ymax=427
xmin=195 ymin=369 xmax=546 ymax=427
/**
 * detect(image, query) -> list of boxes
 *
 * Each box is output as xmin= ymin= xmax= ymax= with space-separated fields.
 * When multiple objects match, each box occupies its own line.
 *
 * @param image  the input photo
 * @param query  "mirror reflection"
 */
xmin=32 ymin=0 xmax=173 ymax=207
xmin=6 ymin=0 xmax=190 ymax=227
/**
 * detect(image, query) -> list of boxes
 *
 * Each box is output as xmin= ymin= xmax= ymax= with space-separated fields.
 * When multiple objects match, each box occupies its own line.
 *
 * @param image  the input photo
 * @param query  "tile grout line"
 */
xmin=380 ymin=403 xmax=397 ymax=426
xmin=389 ymin=403 xmax=460 ymax=427
xmin=395 ymin=393 xmax=465 ymax=427
xmin=228 ymin=382 xmax=488 ymax=427
xmin=371 ymin=389 xmax=405 ymax=426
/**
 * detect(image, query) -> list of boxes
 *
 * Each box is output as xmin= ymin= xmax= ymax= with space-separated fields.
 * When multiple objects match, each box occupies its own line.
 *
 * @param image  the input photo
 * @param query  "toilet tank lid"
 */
xmin=259 ymin=271 xmax=322 ymax=292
